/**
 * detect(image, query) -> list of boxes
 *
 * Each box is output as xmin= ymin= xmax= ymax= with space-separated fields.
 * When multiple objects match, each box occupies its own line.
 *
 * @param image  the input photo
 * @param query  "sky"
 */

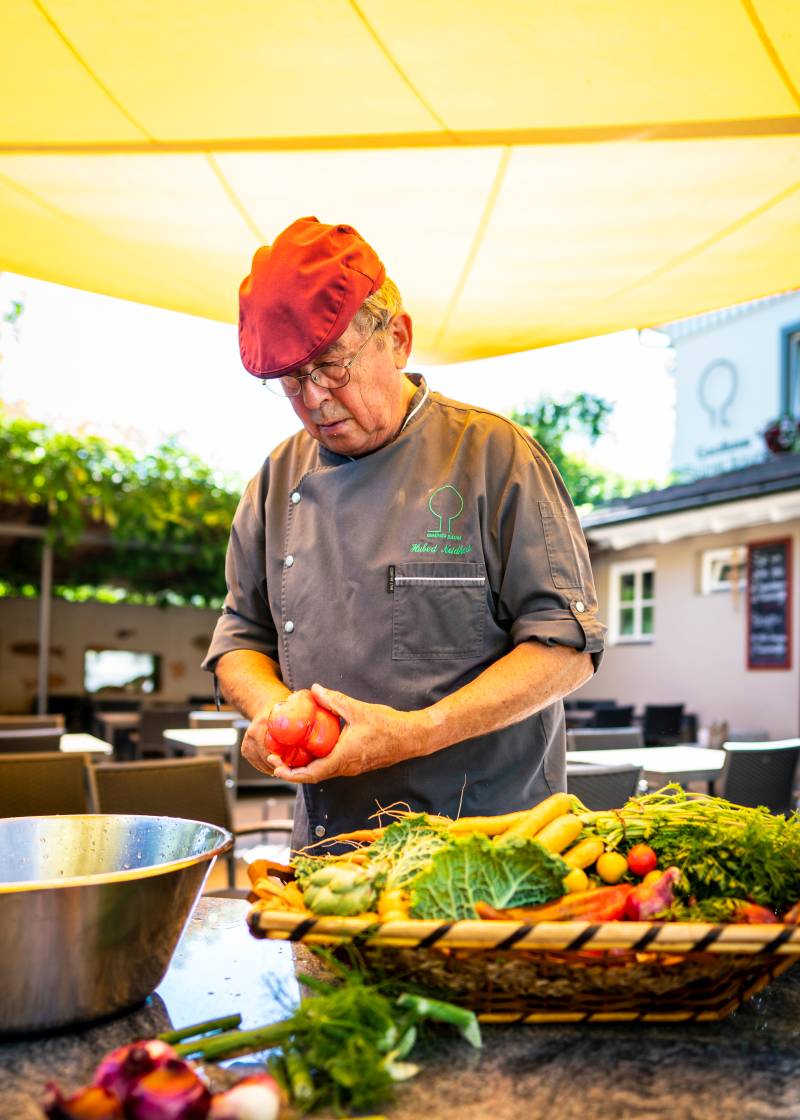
xmin=0 ymin=271 xmax=676 ymax=489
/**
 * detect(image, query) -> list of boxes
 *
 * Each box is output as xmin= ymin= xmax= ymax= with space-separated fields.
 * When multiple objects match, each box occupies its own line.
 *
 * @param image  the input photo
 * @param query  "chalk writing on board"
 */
xmin=747 ymin=540 xmax=791 ymax=670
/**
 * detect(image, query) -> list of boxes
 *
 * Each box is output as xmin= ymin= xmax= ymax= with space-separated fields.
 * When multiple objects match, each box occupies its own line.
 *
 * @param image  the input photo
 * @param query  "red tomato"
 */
xmin=280 ymin=742 xmax=313 ymax=769
xmin=268 ymin=689 xmax=316 ymax=746
xmin=626 ymin=843 xmax=658 ymax=877
xmin=262 ymin=725 xmax=285 ymax=757
xmin=305 ymin=707 xmax=340 ymax=758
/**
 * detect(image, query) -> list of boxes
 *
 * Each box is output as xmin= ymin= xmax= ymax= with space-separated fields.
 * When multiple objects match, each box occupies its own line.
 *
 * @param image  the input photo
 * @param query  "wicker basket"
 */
xmin=248 ymin=909 xmax=800 ymax=1022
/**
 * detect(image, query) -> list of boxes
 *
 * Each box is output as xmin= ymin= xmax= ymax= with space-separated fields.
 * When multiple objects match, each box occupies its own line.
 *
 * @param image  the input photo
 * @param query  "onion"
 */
xmin=124 ymin=1059 xmax=211 ymax=1120
xmin=93 ymin=1039 xmax=178 ymax=1098
xmin=42 ymin=1081 xmax=124 ymax=1119
xmin=207 ymin=1075 xmax=282 ymax=1120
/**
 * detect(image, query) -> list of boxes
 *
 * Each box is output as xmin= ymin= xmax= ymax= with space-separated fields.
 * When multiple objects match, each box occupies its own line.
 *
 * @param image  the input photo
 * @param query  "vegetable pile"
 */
xmin=42 ymin=965 xmax=480 ymax=1118
xmin=249 ymin=786 xmax=800 ymax=925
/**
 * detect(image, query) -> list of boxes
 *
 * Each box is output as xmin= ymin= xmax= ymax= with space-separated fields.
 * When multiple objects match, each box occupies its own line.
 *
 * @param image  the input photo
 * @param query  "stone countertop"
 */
xmin=3 ymin=897 xmax=800 ymax=1119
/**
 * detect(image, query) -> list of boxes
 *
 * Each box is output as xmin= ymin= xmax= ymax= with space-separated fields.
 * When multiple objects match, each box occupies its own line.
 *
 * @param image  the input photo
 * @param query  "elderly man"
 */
xmin=204 ymin=216 xmax=605 ymax=849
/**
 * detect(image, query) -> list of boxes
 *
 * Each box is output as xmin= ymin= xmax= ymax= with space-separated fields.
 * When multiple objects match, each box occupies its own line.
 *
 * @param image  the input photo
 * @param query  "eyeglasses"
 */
xmin=265 ymin=326 xmax=379 ymax=398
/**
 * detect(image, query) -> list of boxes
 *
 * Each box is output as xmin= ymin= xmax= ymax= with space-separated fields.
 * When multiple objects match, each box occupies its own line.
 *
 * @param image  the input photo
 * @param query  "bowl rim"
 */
xmin=0 ymin=813 xmax=234 ymax=894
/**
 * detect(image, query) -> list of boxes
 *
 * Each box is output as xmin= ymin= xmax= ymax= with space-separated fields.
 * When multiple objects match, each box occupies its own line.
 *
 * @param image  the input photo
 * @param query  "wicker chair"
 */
xmin=567 ymin=763 xmax=643 ymax=810
xmin=0 ymin=727 xmax=64 ymax=754
xmin=642 ymin=704 xmax=685 ymax=746
xmin=567 ymin=727 xmax=644 ymax=751
xmin=591 ymin=705 xmax=635 ymax=729
xmin=0 ymin=715 xmax=65 ymax=731
xmin=0 ymin=752 xmax=97 ymax=816
xmin=92 ymin=756 xmax=293 ymax=890
xmin=716 ymin=739 xmax=800 ymax=816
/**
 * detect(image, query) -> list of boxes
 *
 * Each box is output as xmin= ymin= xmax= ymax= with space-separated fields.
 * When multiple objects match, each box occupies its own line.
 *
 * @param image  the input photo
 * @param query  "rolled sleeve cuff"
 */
xmin=201 ymin=608 xmax=279 ymax=673
xmin=511 ymin=605 xmax=606 ymax=670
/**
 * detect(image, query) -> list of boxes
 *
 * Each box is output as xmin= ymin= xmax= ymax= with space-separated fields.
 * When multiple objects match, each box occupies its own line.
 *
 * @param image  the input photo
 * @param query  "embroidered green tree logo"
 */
xmin=428 ymin=484 xmax=464 ymax=536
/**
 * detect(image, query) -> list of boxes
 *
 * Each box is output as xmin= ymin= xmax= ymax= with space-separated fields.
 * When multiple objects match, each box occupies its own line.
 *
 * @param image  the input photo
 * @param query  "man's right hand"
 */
xmin=240 ymin=707 xmax=280 ymax=774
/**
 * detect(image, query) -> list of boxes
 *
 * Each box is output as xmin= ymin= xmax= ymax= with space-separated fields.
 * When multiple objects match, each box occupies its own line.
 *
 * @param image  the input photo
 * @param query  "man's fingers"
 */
xmin=241 ymin=733 xmax=274 ymax=775
xmin=273 ymin=756 xmax=335 ymax=784
xmin=311 ymin=683 xmax=353 ymax=720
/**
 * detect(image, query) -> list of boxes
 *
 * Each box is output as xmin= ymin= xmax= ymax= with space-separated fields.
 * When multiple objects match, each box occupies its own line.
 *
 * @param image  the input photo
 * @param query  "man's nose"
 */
xmin=299 ymin=377 xmax=331 ymax=408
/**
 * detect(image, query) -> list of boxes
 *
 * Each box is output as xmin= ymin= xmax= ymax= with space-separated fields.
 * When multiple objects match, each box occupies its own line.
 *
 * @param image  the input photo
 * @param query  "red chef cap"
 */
xmin=238 ymin=216 xmax=386 ymax=379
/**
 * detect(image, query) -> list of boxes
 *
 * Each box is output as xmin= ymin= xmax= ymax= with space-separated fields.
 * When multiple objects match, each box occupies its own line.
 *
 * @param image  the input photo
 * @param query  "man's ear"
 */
xmin=390 ymin=312 xmax=413 ymax=368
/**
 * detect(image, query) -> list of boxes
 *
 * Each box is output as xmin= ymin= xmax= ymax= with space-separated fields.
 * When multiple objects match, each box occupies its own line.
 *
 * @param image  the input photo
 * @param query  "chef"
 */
xmin=203 ymin=216 xmax=605 ymax=848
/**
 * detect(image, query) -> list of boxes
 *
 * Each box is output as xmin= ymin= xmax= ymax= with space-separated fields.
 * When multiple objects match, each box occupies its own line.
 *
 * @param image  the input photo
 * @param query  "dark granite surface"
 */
xmin=3 ymin=898 xmax=800 ymax=1119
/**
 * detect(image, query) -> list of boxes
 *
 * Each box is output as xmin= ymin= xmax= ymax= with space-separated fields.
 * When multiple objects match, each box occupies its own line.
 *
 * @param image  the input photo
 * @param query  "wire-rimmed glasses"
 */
xmin=264 ymin=326 xmax=379 ymax=398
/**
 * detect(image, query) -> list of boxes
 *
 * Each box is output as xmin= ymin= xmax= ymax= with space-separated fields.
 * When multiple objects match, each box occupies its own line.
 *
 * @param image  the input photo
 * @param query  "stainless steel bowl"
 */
xmin=0 ymin=814 xmax=232 ymax=1034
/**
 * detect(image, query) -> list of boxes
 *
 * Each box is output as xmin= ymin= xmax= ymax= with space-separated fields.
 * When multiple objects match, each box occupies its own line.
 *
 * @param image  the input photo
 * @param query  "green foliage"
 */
xmin=511 ymin=392 xmax=651 ymax=508
xmin=0 ymin=403 xmax=241 ymax=606
xmin=579 ymin=785 xmax=800 ymax=915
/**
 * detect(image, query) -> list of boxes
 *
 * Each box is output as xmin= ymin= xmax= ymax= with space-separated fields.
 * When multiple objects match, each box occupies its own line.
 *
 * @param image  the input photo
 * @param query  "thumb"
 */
xmin=311 ymin=683 xmax=355 ymax=721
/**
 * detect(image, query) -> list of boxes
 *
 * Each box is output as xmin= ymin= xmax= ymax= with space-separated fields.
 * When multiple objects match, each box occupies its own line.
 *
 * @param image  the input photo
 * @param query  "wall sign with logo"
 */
xmin=747 ymin=538 xmax=792 ymax=670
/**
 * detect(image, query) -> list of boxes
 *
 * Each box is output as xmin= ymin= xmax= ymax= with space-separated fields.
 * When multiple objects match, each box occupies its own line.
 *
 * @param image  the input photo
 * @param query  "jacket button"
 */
xmin=314 ymin=825 xmax=326 ymax=837
xmin=285 ymin=555 xmax=295 ymax=567
xmin=284 ymin=620 xmax=295 ymax=633
xmin=574 ymin=600 xmax=586 ymax=613
xmin=290 ymin=491 xmax=301 ymax=504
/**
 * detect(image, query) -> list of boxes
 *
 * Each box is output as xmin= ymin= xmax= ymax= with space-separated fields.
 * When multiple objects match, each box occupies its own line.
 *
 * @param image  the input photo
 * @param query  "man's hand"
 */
xmin=240 ymin=705 xmax=281 ymax=776
xmin=266 ymin=684 xmax=423 ymax=783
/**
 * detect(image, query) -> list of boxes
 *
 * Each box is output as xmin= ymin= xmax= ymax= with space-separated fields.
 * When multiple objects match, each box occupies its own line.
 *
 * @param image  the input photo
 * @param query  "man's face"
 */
xmin=286 ymin=314 xmax=414 ymax=457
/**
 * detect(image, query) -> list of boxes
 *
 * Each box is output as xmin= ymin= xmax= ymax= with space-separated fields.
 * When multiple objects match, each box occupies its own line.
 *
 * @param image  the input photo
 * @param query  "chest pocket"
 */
xmin=391 ymin=561 xmax=487 ymax=660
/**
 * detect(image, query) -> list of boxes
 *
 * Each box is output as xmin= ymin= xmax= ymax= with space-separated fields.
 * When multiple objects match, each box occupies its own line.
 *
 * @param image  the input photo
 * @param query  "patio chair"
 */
xmin=0 ymin=715 xmax=65 ymax=731
xmin=132 ymin=705 xmax=194 ymax=758
xmin=716 ymin=739 xmax=800 ymax=816
xmin=642 ymin=704 xmax=685 ymax=746
xmin=188 ymin=710 xmax=243 ymax=729
xmin=0 ymin=727 xmax=64 ymax=754
xmin=574 ymin=699 xmax=617 ymax=710
xmin=0 ymin=752 xmax=97 ymax=816
xmin=92 ymin=756 xmax=293 ymax=890
xmin=591 ymin=705 xmax=635 ymax=729
xmin=567 ymin=764 xmax=643 ymax=810
xmin=567 ymin=726 xmax=644 ymax=751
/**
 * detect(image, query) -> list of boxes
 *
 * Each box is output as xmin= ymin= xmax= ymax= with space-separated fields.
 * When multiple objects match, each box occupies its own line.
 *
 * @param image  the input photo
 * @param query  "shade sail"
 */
xmin=1 ymin=0 xmax=799 ymax=362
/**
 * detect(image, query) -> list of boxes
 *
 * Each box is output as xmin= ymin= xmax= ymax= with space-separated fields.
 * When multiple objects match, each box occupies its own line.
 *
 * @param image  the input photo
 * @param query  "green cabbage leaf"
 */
xmin=410 ymin=834 xmax=567 ymax=920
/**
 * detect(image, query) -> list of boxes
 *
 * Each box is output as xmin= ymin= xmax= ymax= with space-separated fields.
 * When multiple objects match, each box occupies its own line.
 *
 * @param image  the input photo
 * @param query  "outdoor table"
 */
xmin=163 ymin=726 xmax=238 ymax=762
xmin=566 ymin=744 xmax=724 ymax=791
xmin=3 ymin=896 xmax=800 ymax=1119
xmin=59 ymin=733 xmax=113 ymax=757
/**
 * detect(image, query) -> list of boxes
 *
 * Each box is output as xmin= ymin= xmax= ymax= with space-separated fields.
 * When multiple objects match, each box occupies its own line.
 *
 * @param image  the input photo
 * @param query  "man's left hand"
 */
xmin=266 ymin=683 xmax=423 ymax=783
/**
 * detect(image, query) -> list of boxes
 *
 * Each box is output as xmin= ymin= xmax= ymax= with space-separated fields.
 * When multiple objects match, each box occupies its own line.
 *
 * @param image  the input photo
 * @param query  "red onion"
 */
xmin=93 ymin=1039 xmax=178 ymax=1098
xmin=207 ymin=1075 xmax=281 ymax=1120
xmin=42 ymin=1081 xmax=124 ymax=1119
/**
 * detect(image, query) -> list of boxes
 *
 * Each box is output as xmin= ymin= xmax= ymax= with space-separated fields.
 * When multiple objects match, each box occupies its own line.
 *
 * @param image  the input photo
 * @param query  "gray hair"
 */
xmin=353 ymin=276 xmax=404 ymax=346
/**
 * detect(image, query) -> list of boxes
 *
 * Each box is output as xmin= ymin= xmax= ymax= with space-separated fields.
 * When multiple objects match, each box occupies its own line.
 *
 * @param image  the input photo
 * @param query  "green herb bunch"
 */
xmin=578 ymin=785 xmax=800 ymax=917
xmin=170 ymin=958 xmax=480 ymax=1115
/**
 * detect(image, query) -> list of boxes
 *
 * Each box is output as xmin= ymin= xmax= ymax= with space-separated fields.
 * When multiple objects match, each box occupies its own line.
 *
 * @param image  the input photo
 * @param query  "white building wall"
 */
xmin=669 ymin=293 xmax=800 ymax=478
xmin=578 ymin=520 xmax=800 ymax=740
xmin=0 ymin=598 xmax=220 ymax=712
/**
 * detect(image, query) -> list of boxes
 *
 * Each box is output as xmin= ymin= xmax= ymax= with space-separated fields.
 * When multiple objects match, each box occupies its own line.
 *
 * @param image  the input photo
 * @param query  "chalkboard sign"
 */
xmin=747 ymin=538 xmax=792 ymax=670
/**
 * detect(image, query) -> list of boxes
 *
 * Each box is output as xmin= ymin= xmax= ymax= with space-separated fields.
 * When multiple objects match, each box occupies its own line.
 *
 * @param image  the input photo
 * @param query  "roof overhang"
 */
xmin=583 ymin=488 xmax=800 ymax=551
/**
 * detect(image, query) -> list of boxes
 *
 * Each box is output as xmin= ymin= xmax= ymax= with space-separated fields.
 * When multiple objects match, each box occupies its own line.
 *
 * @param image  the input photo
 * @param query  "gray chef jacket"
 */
xmin=204 ymin=375 xmax=605 ymax=848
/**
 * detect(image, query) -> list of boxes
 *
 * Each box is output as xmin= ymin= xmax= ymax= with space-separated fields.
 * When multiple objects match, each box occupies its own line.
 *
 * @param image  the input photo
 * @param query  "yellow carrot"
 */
xmin=447 ymin=809 xmax=531 ymax=836
xmin=497 ymin=792 xmax=572 ymax=841
xmin=534 ymin=813 xmax=583 ymax=853
xmin=562 ymin=837 xmax=605 ymax=870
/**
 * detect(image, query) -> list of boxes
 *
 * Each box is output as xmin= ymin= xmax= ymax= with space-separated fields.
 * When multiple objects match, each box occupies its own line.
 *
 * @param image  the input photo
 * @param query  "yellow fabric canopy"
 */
xmin=1 ymin=0 xmax=799 ymax=361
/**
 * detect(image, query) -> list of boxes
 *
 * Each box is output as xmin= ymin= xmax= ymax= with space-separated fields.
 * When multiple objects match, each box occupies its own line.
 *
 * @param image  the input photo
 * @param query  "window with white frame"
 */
xmin=700 ymin=546 xmax=747 ymax=595
xmin=609 ymin=559 xmax=655 ymax=643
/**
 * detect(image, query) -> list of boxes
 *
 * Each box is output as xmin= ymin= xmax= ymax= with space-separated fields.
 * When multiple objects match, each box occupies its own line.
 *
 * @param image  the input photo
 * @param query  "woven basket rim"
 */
xmin=247 ymin=907 xmax=800 ymax=955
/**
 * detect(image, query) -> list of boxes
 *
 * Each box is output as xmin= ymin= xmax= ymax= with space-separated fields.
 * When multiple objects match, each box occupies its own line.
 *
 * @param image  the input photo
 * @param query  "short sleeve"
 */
xmin=201 ymin=471 xmax=279 ymax=673
xmin=487 ymin=432 xmax=605 ymax=669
